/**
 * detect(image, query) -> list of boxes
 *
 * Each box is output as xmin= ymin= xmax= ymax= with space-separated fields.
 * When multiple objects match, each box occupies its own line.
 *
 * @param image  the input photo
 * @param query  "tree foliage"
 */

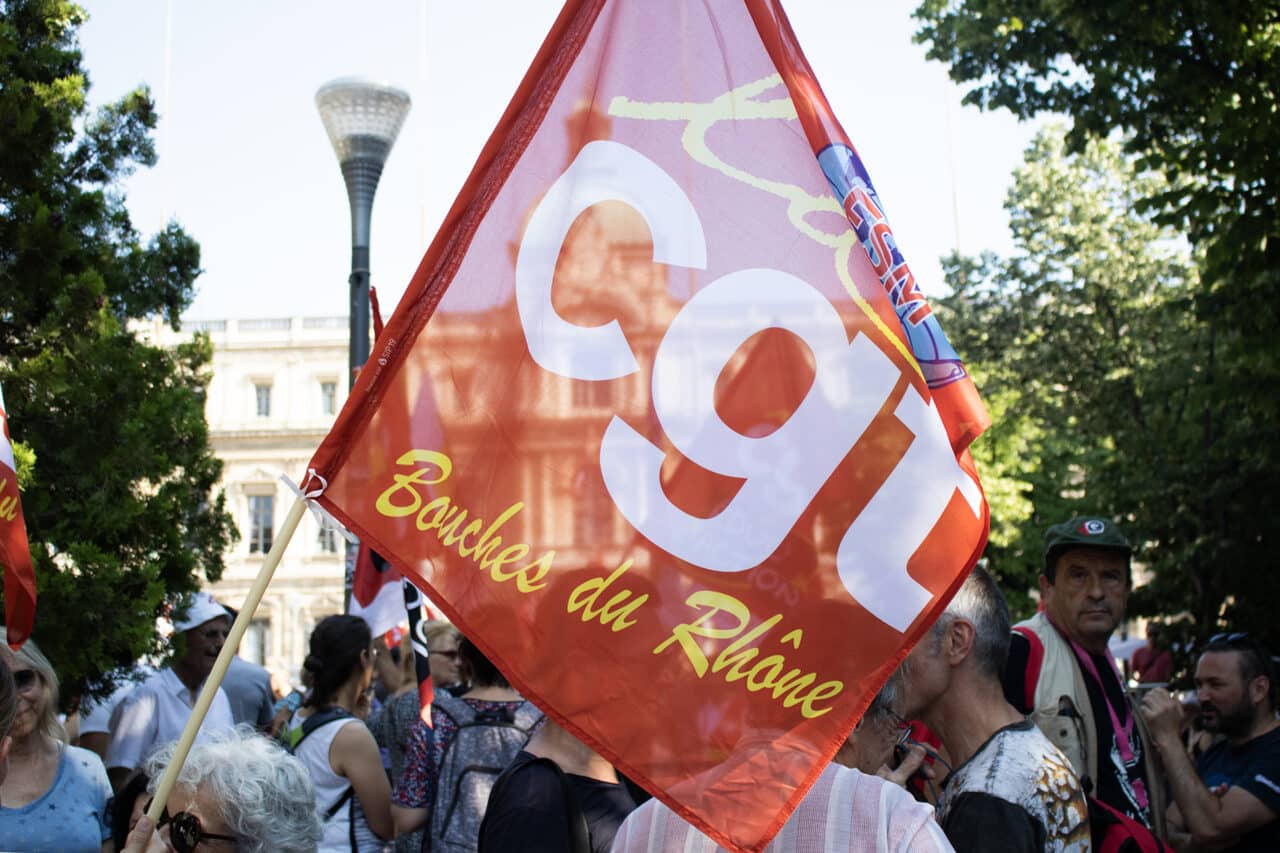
xmin=917 ymin=1 xmax=1280 ymax=652
xmin=941 ymin=127 xmax=1280 ymax=653
xmin=914 ymin=0 xmax=1279 ymax=294
xmin=0 ymin=0 xmax=235 ymax=702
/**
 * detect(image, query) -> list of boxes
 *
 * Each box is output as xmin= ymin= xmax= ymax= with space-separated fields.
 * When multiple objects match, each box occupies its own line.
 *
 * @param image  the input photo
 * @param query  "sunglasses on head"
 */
xmin=12 ymin=669 xmax=39 ymax=691
xmin=1207 ymin=632 xmax=1266 ymax=655
xmin=146 ymin=799 xmax=237 ymax=853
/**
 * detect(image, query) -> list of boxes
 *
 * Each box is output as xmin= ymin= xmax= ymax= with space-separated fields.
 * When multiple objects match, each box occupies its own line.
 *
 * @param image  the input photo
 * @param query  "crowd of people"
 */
xmin=0 ymin=514 xmax=1276 ymax=852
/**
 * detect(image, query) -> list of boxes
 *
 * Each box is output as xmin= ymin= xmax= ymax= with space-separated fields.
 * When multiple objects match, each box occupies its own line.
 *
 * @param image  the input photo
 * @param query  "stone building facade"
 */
xmin=139 ymin=316 xmax=352 ymax=686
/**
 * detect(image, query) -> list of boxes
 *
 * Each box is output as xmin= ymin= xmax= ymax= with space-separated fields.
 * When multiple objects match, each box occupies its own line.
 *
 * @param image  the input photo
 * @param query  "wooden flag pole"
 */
xmin=144 ymin=492 xmax=310 ymax=826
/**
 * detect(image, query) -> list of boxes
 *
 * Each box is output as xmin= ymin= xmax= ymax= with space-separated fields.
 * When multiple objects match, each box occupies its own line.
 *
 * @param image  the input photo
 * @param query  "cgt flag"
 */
xmin=0 ymin=383 xmax=36 ymax=649
xmin=307 ymin=1 xmax=989 ymax=849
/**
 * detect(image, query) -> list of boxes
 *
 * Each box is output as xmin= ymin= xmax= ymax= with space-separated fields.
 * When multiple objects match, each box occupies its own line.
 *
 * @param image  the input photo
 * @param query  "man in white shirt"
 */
xmin=105 ymin=592 xmax=236 ymax=791
xmin=610 ymin=670 xmax=951 ymax=853
xmin=76 ymin=664 xmax=151 ymax=760
xmin=903 ymin=567 xmax=1089 ymax=852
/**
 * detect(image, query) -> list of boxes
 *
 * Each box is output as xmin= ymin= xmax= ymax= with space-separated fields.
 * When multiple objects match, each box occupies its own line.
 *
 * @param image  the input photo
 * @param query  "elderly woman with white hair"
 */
xmin=0 ymin=630 xmax=113 ymax=852
xmin=124 ymin=726 xmax=322 ymax=853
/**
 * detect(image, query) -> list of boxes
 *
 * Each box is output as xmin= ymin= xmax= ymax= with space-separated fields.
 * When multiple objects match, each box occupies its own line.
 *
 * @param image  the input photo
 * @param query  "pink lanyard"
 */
xmin=1047 ymin=617 xmax=1149 ymax=809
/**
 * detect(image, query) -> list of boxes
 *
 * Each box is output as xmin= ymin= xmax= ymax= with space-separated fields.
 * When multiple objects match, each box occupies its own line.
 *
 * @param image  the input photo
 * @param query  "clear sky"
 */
xmin=76 ymin=1 xmax=1037 ymax=321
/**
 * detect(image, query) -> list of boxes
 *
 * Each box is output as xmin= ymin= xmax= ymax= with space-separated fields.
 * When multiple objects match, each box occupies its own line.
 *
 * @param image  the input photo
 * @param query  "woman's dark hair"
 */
xmin=459 ymin=636 xmax=508 ymax=689
xmin=111 ymin=770 xmax=151 ymax=850
xmin=302 ymin=615 xmax=371 ymax=708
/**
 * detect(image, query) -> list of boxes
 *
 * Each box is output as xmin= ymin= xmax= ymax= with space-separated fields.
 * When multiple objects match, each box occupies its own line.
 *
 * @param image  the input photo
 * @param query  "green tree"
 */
xmin=940 ymin=128 xmax=1280 ymax=651
xmin=0 ymin=0 xmax=235 ymax=702
xmin=918 ymin=1 xmax=1280 ymax=649
xmin=913 ymin=0 xmax=1279 ymax=296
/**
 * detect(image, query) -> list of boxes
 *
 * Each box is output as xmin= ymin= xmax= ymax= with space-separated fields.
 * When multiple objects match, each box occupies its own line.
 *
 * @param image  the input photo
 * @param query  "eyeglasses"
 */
xmin=884 ymin=711 xmax=953 ymax=802
xmin=146 ymin=799 xmax=237 ymax=853
xmin=12 ymin=669 xmax=39 ymax=692
xmin=884 ymin=709 xmax=913 ymax=747
xmin=1209 ymin=632 xmax=1249 ymax=644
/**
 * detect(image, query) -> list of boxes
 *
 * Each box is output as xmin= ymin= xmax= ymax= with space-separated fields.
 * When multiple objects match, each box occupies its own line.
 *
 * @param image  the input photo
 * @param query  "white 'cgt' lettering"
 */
xmin=513 ymin=139 xmax=981 ymax=633
xmin=515 ymin=140 xmax=706 ymax=380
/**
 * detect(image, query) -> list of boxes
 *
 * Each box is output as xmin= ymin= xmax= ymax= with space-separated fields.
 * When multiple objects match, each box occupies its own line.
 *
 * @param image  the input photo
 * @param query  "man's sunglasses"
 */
xmin=1209 ymin=632 xmax=1250 ymax=644
xmin=12 ymin=669 xmax=39 ymax=691
xmin=146 ymin=799 xmax=237 ymax=852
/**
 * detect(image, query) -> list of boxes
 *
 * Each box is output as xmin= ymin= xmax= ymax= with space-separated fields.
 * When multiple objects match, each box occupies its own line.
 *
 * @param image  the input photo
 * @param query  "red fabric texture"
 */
xmin=306 ymin=2 xmax=988 ymax=849
xmin=0 ymin=385 xmax=35 ymax=649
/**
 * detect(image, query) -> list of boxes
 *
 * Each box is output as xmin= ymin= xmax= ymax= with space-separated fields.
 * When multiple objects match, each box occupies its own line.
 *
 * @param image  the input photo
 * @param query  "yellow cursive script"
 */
xmin=0 ymin=479 xmax=17 ymax=522
xmin=654 ymin=590 xmax=843 ymax=719
xmin=567 ymin=560 xmax=649 ymax=633
xmin=374 ymin=449 xmax=553 ymax=593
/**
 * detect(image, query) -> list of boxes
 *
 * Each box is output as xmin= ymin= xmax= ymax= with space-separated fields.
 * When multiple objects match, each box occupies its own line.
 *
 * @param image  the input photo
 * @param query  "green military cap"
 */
xmin=1044 ymin=516 xmax=1131 ymax=564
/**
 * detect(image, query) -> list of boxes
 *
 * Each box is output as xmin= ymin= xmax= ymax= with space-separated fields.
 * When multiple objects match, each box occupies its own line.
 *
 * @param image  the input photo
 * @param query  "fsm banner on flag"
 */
xmin=307 ymin=1 xmax=990 ymax=849
xmin=0 ymin=383 xmax=36 ymax=650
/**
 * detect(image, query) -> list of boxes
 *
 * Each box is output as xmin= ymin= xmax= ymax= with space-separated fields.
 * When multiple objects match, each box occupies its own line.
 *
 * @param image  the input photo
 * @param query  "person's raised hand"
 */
xmin=1139 ymin=687 xmax=1183 ymax=744
xmin=120 ymin=815 xmax=167 ymax=853
xmin=876 ymin=743 xmax=932 ymax=788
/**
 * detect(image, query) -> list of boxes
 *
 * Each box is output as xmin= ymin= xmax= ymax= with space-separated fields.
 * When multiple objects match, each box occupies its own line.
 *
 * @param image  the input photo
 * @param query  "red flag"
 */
xmin=307 ymin=2 xmax=988 ymax=849
xmin=0 ymin=383 xmax=36 ymax=649
xmin=349 ymin=543 xmax=408 ymax=639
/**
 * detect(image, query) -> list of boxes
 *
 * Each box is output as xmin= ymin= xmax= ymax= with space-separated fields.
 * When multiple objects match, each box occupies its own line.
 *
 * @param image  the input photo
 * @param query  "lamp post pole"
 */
xmin=316 ymin=78 xmax=411 ymax=611
xmin=316 ymin=77 xmax=412 ymax=388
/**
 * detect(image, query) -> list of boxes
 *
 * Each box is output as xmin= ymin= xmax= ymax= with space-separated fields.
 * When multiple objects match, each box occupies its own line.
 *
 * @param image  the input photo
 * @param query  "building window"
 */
xmin=254 ymin=383 xmax=272 ymax=418
xmin=242 ymin=618 xmax=269 ymax=666
xmin=320 ymin=381 xmax=337 ymax=416
xmin=248 ymin=494 xmax=274 ymax=553
xmin=317 ymin=526 xmax=338 ymax=554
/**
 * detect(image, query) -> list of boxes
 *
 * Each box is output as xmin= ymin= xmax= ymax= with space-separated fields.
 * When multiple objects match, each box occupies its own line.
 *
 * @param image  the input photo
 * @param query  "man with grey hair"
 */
xmin=901 ymin=566 xmax=1090 ymax=852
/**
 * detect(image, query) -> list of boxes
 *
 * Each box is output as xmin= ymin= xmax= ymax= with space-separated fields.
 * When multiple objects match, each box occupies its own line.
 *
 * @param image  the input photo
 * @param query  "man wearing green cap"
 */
xmin=1002 ymin=516 xmax=1167 ymax=839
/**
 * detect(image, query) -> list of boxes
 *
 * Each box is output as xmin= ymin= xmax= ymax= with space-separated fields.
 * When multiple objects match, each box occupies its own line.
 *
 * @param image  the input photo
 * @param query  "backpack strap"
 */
xmin=1013 ymin=625 xmax=1045 ymax=711
xmin=281 ymin=706 xmax=354 ymax=752
xmin=282 ymin=708 xmax=357 ymax=834
xmin=431 ymin=692 xmax=474 ymax=727
xmin=1090 ymin=796 xmax=1170 ymax=853
xmin=324 ymin=785 xmax=354 ymax=820
xmin=302 ymin=706 xmax=354 ymax=737
xmin=511 ymin=701 xmax=543 ymax=733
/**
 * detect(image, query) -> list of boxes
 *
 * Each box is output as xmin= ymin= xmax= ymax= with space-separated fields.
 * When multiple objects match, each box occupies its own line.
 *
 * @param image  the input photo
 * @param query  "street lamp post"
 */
xmin=315 ymin=77 xmax=411 ymax=388
xmin=316 ymin=78 xmax=410 ymax=612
